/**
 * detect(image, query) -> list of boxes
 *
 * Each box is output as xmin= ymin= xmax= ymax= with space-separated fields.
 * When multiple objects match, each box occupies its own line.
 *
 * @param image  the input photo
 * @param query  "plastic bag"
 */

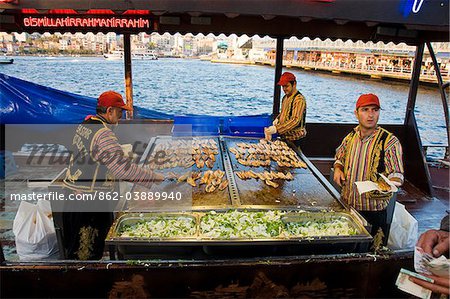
xmin=12 ymin=200 xmax=59 ymax=260
xmin=388 ymin=202 xmax=418 ymax=250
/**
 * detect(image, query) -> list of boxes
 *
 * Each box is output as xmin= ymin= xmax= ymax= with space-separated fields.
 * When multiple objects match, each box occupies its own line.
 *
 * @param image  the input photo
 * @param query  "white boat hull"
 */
xmin=103 ymin=51 xmax=158 ymax=60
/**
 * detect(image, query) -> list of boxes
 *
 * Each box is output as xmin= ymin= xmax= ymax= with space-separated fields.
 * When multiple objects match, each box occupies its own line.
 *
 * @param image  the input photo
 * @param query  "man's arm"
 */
xmin=275 ymin=95 xmax=306 ymax=135
xmin=384 ymin=135 xmax=404 ymax=186
xmin=333 ymin=133 xmax=351 ymax=187
xmin=92 ymin=129 xmax=163 ymax=188
xmin=333 ymin=163 xmax=346 ymax=187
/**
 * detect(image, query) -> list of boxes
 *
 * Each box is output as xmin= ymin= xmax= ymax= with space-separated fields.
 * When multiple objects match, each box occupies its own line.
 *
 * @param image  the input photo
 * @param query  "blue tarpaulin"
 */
xmin=173 ymin=115 xmax=271 ymax=137
xmin=0 ymin=73 xmax=171 ymax=124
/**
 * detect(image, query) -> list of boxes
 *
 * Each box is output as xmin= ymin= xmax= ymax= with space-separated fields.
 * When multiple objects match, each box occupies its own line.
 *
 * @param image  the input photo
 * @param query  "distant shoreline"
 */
xmin=7 ymin=53 xmax=191 ymax=58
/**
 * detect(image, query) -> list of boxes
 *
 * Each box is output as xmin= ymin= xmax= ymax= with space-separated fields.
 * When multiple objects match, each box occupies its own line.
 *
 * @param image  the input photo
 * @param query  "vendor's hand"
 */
xmin=273 ymin=118 xmax=279 ymax=126
xmin=264 ymin=127 xmax=272 ymax=141
xmin=333 ymin=166 xmax=345 ymax=187
xmin=266 ymin=125 xmax=277 ymax=135
xmin=389 ymin=177 xmax=402 ymax=187
xmin=417 ymin=229 xmax=449 ymax=257
xmin=409 ymin=274 xmax=449 ymax=295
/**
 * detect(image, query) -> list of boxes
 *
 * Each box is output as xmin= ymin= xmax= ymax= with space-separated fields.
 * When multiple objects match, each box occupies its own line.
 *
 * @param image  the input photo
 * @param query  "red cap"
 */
xmin=356 ymin=93 xmax=380 ymax=109
xmin=97 ymin=91 xmax=132 ymax=111
xmin=277 ymin=72 xmax=296 ymax=86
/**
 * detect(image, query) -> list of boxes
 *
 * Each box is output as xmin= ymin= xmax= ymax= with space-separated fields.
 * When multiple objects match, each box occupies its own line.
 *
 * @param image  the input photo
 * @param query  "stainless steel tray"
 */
xmin=106 ymin=209 xmax=371 ymax=250
xmin=107 ymin=212 xmax=198 ymax=243
xmin=106 ymin=209 xmax=372 ymax=259
xmin=222 ymin=137 xmax=342 ymax=209
xmin=282 ymin=211 xmax=369 ymax=241
xmin=125 ymin=136 xmax=231 ymax=210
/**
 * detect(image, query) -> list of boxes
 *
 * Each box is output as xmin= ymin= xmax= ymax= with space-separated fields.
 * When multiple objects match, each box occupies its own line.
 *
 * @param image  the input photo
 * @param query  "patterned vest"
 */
xmin=284 ymin=91 xmax=306 ymax=131
xmin=343 ymin=127 xmax=392 ymax=183
xmin=63 ymin=116 xmax=116 ymax=192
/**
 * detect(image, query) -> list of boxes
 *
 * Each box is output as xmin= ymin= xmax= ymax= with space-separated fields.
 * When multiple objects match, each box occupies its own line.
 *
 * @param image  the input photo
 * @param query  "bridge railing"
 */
xmin=254 ymin=58 xmax=450 ymax=82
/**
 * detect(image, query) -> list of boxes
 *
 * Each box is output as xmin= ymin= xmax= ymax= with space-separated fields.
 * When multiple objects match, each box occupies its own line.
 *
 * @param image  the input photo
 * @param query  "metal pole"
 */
xmin=272 ymin=37 xmax=284 ymax=117
xmin=404 ymin=43 xmax=425 ymax=125
xmin=403 ymin=43 xmax=433 ymax=194
xmin=124 ymin=33 xmax=133 ymax=119
xmin=426 ymin=42 xmax=450 ymax=160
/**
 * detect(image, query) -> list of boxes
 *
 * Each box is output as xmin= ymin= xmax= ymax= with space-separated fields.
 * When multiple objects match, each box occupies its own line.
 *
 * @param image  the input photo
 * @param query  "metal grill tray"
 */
xmin=222 ymin=137 xmax=341 ymax=208
xmin=126 ymin=136 xmax=231 ymax=211
xmin=121 ymin=136 xmax=345 ymax=211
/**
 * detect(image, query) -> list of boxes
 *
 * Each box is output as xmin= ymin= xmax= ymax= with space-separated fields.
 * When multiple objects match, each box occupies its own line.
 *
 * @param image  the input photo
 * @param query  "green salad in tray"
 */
xmin=199 ymin=210 xmax=286 ymax=239
xmin=285 ymin=218 xmax=358 ymax=237
xmin=117 ymin=211 xmax=359 ymax=240
xmin=119 ymin=216 xmax=196 ymax=238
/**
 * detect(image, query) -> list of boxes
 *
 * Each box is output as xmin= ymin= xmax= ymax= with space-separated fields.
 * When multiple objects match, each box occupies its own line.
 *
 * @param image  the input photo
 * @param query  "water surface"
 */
xmin=1 ymin=56 xmax=447 ymax=158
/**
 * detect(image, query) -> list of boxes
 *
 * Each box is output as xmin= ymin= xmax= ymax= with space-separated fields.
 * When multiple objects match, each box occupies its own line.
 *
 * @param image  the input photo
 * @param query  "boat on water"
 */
xmin=103 ymin=50 xmax=158 ymax=60
xmin=102 ymin=50 xmax=123 ymax=60
xmin=0 ymin=55 xmax=13 ymax=64
xmin=132 ymin=51 xmax=158 ymax=60
xmin=0 ymin=1 xmax=449 ymax=298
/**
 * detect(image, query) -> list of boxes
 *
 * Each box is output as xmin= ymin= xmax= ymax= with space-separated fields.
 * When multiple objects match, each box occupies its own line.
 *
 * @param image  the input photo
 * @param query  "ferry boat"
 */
xmin=103 ymin=50 xmax=158 ymax=60
xmin=0 ymin=54 xmax=13 ymax=64
xmin=102 ymin=50 xmax=123 ymax=60
xmin=132 ymin=51 xmax=158 ymax=60
xmin=0 ymin=1 xmax=448 ymax=298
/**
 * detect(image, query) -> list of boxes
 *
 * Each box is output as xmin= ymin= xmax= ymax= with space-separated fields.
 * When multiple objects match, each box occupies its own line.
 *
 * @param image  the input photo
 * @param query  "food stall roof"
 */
xmin=0 ymin=0 xmax=448 ymax=44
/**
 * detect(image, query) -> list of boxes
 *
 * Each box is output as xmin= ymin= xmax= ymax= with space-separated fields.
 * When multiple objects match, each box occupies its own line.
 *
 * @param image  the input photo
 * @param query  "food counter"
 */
xmin=107 ymin=136 xmax=372 ymax=258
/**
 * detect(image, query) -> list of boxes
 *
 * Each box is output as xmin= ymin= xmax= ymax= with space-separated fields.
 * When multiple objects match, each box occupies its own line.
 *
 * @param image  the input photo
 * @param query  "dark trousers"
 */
xmin=359 ymin=209 xmax=390 ymax=246
xmin=52 ymin=187 xmax=116 ymax=260
xmin=62 ymin=211 xmax=113 ymax=259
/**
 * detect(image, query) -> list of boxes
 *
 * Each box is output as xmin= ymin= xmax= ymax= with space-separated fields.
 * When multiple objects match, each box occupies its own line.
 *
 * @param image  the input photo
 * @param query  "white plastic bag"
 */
xmin=13 ymin=200 xmax=59 ymax=260
xmin=388 ymin=202 xmax=418 ymax=250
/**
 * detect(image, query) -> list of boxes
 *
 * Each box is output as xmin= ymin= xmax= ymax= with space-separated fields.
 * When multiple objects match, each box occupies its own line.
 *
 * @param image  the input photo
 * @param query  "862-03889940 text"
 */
xmin=8 ymin=191 xmax=183 ymax=201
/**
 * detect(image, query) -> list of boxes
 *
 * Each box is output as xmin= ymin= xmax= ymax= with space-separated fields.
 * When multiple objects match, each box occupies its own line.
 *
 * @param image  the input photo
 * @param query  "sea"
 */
xmin=0 ymin=56 xmax=448 ymax=159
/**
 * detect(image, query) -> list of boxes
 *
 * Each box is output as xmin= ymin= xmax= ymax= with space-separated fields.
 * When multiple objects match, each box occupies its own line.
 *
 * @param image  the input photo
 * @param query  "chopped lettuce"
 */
xmin=118 ymin=211 xmax=359 ymax=240
xmin=120 ymin=216 xmax=196 ymax=238
xmin=200 ymin=210 xmax=285 ymax=239
xmin=286 ymin=218 xmax=357 ymax=237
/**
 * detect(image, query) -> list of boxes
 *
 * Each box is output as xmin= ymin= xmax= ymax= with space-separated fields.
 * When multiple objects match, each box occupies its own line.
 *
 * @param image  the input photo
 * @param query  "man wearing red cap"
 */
xmin=333 ymin=93 xmax=404 ymax=244
xmin=61 ymin=90 xmax=164 ymax=259
xmin=264 ymin=72 xmax=307 ymax=145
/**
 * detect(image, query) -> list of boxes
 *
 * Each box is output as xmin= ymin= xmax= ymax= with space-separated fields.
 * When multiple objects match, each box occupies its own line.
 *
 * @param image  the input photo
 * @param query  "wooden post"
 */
xmin=272 ymin=37 xmax=284 ymax=118
xmin=0 ymin=240 xmax=5 ymax=264
xmin=403 ymin=43 xmax=433 ymax=194
xmin=124 ymin=33 xmax=133 ymax=119
xmin=405 ymin=43 xmax=424 ymax=125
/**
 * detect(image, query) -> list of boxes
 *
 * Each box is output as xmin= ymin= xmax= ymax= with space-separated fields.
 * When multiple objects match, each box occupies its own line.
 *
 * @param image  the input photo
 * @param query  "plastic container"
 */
xmin=225 ymin=115 xmax=271 ymax=138
xmin=172 ymin=116 xmax=221 ymax=136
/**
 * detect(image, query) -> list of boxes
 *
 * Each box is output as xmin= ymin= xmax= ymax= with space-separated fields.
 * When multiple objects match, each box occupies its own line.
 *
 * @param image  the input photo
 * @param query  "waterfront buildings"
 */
xmin=0 ymin=32 xmax=448 ymax=80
